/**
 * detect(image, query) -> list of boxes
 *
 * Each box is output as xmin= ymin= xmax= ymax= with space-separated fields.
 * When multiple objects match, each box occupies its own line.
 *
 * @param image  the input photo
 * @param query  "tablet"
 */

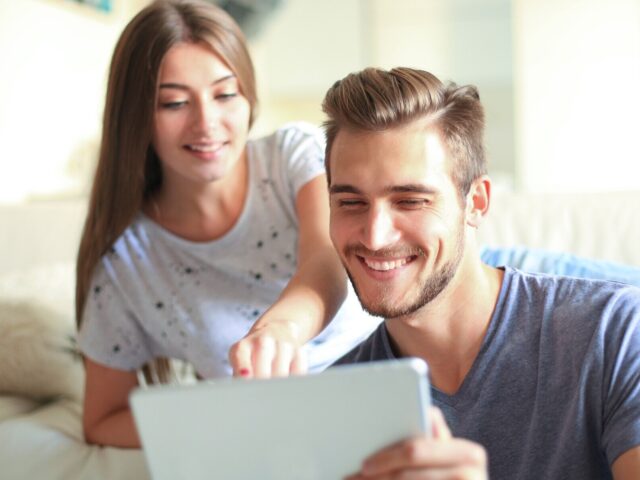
xmin=130 ymin=358 xmax=431 ymax=480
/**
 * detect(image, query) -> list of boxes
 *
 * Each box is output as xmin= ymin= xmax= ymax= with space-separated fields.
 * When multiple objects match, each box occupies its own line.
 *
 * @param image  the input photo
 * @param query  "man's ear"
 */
xmin=465 ymin=175 xmax=491 ymax=228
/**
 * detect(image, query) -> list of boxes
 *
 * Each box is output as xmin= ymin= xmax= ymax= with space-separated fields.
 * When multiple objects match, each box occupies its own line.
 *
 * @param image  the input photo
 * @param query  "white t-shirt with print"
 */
xmin=78 ymin=122 xmax=381 ymax=378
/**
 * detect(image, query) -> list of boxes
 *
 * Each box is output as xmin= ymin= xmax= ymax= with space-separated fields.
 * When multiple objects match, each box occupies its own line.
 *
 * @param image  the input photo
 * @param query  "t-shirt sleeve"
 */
xmin=77 ymin=261 xmax=154 ymax=371
xmin=278 ymin=122 xmax=327 ymax=196
xmin=601 ymin=287 xmax=640 ymax=465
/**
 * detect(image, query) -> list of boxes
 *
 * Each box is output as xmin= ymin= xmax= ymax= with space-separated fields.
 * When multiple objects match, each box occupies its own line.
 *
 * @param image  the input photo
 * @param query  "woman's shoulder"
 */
xmin=250 ymin=121 xmax=325 ymax=152
xmin=99 ymin=214 xmax=160 ymax=268
xmin=276 ymin=121 xmax=324 ymax=139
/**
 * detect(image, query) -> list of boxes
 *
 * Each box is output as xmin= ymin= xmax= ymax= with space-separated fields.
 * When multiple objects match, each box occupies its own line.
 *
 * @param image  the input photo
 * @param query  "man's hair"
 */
xmin=322 ymin=67 xmax=487 ymax=198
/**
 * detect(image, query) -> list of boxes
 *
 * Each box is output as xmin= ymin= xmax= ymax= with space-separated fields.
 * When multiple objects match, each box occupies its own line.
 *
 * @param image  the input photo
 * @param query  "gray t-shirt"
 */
xmin=334 ymin=267 xmax=640 ymax=479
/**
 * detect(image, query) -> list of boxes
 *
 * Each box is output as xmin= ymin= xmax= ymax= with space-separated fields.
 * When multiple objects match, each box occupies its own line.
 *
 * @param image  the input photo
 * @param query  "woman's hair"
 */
xmin=322 ymin=67 xmax=486 ymax=200
xmin=76 ymin=0 xmax=256 ymax=330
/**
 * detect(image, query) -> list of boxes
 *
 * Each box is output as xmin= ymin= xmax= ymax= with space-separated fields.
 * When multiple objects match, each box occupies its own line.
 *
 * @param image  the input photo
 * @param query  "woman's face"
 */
xmin=151 ymin=42 xmax=251 ymax=189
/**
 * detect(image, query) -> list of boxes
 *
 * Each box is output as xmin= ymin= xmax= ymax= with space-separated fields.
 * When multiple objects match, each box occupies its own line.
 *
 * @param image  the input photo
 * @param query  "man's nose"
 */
xmin=361 ymin=204 xmax=400 ymax=252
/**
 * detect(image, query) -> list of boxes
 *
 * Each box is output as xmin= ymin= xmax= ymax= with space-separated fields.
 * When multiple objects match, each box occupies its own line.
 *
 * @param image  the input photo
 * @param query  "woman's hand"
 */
xmin=345 ymin=407 xmax=488 ymax=480
xmin=228 ymin=321 xmax=308 ymax=378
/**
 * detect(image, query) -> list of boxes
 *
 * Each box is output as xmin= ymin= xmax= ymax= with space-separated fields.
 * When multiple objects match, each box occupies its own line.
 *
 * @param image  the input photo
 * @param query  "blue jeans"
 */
xmin=480 ymin=246 xmax=640 ymax=287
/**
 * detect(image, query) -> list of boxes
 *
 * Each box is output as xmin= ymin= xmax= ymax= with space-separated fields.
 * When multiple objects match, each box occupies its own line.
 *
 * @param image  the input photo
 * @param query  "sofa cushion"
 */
xmin=0 ymin=399 xmax=149 ymax=480
xmin=0 ymin=301 xmax=83 ymax=401
xmin=0 ymin=263 xmax=83 ymax=401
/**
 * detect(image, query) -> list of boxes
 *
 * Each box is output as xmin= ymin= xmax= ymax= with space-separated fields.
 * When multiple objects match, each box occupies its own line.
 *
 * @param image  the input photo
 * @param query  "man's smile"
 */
xmin=359 ymin=255 xmax=418 ymax=272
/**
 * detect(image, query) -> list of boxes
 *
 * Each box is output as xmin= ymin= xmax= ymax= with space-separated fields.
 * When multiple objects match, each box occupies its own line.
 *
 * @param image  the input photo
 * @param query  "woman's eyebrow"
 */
xmin=159 ymin=74 xmax=236 ymax=90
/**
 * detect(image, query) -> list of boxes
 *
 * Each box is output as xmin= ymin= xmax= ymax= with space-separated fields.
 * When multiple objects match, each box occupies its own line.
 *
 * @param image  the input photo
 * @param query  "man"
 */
xmin=322 ymin=67 xmax=640 ymax=479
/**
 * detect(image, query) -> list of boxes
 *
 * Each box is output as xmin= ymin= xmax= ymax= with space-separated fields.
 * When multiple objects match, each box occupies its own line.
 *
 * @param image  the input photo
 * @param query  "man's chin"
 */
xmin=361 ymin=300 xmax=423 ymax=320
xmin=354 ymin=289 xmax=421 ymax=319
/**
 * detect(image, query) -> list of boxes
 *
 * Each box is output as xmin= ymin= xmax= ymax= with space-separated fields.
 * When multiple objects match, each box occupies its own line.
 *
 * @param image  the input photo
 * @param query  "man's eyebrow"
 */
xmin=329 ymin=184 xmax=362 ymax=195
xmin=386 ymin=184 xmax=437 ymax=195
xmin=329 ymin=184 xmax=437 ymax=195
xmin=159 ymin=74 xmax=236 ymax=90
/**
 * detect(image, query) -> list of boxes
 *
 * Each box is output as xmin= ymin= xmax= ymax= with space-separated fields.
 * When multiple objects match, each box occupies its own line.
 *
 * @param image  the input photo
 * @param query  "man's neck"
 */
xmin=385 ymin=259 xmax=504 ymax=395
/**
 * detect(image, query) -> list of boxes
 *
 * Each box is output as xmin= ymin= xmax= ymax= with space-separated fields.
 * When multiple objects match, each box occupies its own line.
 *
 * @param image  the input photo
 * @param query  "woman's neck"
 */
xmin=145 ymin=151 xmax=249 ymax=242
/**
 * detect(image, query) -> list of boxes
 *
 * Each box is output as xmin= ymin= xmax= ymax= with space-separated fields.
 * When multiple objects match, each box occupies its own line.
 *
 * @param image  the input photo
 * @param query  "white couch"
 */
xmin=1 ymin=190 xmax=639 ymax=480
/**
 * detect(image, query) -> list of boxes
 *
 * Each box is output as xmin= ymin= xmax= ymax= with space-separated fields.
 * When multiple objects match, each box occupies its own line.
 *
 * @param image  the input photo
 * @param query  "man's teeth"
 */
xmin=364 ymin=257 xmax=410 ymax=271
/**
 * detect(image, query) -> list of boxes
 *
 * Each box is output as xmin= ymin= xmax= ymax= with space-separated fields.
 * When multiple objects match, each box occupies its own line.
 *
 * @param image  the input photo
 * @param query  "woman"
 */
xmin=76 ymin=0 xmax=378 ymax=448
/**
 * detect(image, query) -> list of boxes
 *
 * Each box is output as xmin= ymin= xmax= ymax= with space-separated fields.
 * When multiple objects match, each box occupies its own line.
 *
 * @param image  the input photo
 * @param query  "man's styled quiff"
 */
xmin=322 ymin=67 xmax=487 ymax=198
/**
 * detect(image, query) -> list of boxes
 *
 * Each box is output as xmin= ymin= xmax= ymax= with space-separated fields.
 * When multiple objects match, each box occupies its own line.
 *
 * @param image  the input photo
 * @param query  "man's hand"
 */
xmin=228 ymin=322 xmax=308 ymax=378
xmin=346 ymin=407 xmax=488 ymax=480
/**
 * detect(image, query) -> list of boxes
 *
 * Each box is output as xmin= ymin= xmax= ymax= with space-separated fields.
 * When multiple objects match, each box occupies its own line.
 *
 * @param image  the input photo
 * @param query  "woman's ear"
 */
xmin=465 ymin=175 xmax=491 ymax=228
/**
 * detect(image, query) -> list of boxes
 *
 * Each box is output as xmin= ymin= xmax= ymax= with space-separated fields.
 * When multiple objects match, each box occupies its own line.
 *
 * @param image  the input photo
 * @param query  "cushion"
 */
xmin=0 ymin=399 xmax=150 ymax=480
xmin=0 ymin=395 xmax=39 ymax=422
xmin=0 ymin=301 xmax=83 ymax=401
xmin=0 ymin=262 xmax=83 ymax=401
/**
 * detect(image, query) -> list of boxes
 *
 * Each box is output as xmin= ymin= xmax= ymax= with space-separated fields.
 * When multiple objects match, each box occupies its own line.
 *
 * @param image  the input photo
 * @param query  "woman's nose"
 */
xmin=192 ymin=98 xmax=220 ymax=133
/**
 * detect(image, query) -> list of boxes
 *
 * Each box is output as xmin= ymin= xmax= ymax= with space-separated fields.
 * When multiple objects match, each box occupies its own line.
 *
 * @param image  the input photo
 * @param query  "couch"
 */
xmin=1 ymin=190 xmax=639 ymax=479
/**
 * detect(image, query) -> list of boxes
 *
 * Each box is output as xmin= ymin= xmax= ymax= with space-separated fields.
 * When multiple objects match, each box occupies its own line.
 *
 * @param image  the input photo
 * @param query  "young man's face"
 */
xmin=328 ymin=122 xmax=467 ymax=319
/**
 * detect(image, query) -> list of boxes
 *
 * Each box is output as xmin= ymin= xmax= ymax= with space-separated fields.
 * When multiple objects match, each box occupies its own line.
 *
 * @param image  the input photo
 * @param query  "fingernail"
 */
xmin=361 ymin=461 xmax=374 ymax=476
xmin=239 ymin=368 xmax=250 ymax=376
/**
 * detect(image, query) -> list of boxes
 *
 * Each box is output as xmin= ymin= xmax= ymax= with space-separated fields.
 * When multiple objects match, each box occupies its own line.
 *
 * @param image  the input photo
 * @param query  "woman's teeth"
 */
xmin=187 ymin=143 xmax=222 ymax=152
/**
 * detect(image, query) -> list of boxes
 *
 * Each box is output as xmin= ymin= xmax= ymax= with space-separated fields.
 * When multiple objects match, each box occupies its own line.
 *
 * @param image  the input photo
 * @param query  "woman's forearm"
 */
xmin=251 ymin=245 xmax=347 ymax=344
xmin=84 ymin=407 xmax=141 ymax=449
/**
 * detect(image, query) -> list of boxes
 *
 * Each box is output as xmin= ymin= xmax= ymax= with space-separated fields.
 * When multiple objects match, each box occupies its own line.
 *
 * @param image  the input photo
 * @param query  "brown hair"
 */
xmin=76 ymin=0 xmax=256 ymax=380
xmin=322 ymin=67 xmax=486 ymax=198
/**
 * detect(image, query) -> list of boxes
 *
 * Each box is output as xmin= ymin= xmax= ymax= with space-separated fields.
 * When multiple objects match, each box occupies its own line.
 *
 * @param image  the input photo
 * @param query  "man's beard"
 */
xmin=345 ymin=223 xmax=465 ymax=320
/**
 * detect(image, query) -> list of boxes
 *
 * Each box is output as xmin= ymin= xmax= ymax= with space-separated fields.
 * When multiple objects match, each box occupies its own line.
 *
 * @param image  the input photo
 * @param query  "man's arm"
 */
xmin=612 ymin=446 xmax=640 ymax=480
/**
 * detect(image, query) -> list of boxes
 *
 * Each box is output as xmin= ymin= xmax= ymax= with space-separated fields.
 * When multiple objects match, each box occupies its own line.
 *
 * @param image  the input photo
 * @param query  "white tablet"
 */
xmin=130 ymin=358 xmax=431 ymax=480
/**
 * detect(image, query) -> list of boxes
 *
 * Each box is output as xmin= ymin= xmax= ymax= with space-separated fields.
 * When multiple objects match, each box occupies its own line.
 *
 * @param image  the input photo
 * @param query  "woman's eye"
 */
xmin=159 ymin=101 xmax=187 ymax=110
xmin=216 ymin=92 xmax=238 ymax=101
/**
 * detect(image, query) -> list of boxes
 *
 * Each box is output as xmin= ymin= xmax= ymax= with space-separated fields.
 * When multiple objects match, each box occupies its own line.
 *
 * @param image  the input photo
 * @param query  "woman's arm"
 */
xmin=83 ymin=357 xmax=141 ymax=448
xmin=229 ymin=174 xmax=347 ymax=377
xmin=612 ymin=446 xmax=640 ymax=480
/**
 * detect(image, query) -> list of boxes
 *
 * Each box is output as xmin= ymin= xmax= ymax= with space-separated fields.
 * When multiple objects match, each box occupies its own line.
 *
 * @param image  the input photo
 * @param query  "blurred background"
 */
xmin=0 ymin=0 xmax=638 ymax=204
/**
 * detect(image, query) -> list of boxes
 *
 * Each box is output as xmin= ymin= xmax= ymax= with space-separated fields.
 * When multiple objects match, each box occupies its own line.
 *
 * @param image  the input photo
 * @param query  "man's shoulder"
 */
xmin=507 ymin=266 xmax=640 ymax=301
xmin=504 ymin=267 xmax=640 ymax=328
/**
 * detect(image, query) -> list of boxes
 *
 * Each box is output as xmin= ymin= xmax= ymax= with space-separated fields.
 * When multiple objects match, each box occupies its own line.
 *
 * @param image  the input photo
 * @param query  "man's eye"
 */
xmin=160 ymin=101 xmax=187 ymax=110
xmin=338 ymin=199 xmax=366 ymax=208
xmin=398 ymin=199 xmax=429 ymax=208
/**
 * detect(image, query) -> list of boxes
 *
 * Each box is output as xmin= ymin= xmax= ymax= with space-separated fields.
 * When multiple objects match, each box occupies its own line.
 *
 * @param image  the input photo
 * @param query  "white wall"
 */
xmin=258 ymin=0 xmax=640 ymax=193
xmin=248 ymin=0 xmax=367 ymax=136
xmin=514 ymin=0 xmax=640 ymax=192
xmin=0 ymin=0 xmax=144 ymax=203
xmin=252 ymin=0 xmax=516 ymax=184
xmin=1 ymin=0 xmax=638 ymax=203
xmin=368 ymin=0 xmax=515 ymax=186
